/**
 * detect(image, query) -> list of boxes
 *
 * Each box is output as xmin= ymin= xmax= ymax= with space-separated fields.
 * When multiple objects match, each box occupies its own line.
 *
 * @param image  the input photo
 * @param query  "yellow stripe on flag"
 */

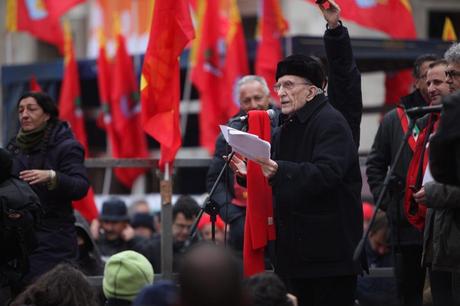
xmin=442 ymin=17 xmax=458 ymax=42
xmin=6 ymin=0 xmax=18 ymax=31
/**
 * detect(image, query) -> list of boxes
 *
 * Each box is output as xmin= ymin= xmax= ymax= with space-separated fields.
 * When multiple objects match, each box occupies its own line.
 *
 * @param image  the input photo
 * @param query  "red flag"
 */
xmin=140 ymin=0 xmax=195 ymax=171
xmin=111 ymin=34 xmax=149 ymax=188
xmin=305 ymin=0 xmax=416 ymax=39
xmin=244 ymin=110 xmax=276 ymax=276
xmin=29 ymin=75 xmax=43 ymax=92
xmin=306 ymin=1 xmax=417 ymax=107
xmin=256 ymin=0 xmax=288 ymax=104
xmin=6 ymin=0 xmax=85 ymax=53
xmin=58 ymin=21 xmax=98 ymax=221
xmin=384 ymin=69 xmax=413 ymax=106
xmin=191 ymin=0 xmax=249 ymax=154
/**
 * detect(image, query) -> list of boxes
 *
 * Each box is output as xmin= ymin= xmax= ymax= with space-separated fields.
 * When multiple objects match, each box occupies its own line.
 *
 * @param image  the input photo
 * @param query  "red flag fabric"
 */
xmin=191 ymin=0 xmax=249 ymax=154
xmin=6 ymin=0 xmax=85 ymax=53
xmin=305 ymin=1 xmax=417 ymax=108
xmin=111 ymin=34 xmax=149 ymax=188
xmin=140 ymin=0 xmax=195 ymax=171
xmin=384 ymin=69 xmax=413 ymax=106
xmin=256 ymin=0 xmax=288 ymax=104
xmin=29 ymin=75 xmax=43 ymax=92
xmin=244 ymin=110 xmax=276 ymax=277
xmin=58 ymin=22 xmax=98 ymax=221
xmin=305 ymin=0 xmax=416 ymax=39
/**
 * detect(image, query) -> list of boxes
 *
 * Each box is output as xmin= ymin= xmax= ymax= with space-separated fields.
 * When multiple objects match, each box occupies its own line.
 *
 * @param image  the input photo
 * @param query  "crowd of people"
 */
xmin=1 ymin=0 xmax=460 ymax=305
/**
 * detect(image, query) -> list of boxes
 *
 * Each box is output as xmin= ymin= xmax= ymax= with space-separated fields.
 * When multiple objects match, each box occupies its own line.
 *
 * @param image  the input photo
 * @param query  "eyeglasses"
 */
xmin=273 ymin=81 xmax=310 ymax=92
xmin=445 ymin=69 xmax=460 ymax=79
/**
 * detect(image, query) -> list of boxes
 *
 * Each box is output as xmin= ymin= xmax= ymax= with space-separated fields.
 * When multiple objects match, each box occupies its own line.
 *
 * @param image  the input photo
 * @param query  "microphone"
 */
xmin=405 ymin=105 xmax=442 ymax=119
xmin=231 ymin=109 xmax=276 ymax=122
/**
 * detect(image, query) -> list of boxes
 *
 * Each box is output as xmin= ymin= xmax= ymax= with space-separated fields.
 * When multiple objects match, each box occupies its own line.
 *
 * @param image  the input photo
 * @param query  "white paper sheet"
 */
xmin=219 ymin=125 xmax=271 ymax=161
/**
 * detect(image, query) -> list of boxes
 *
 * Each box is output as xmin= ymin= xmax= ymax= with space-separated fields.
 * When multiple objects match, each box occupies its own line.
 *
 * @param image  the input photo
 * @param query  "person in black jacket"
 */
xmin=207 ymin=0 xmax=363 ymax=257
xmin=7 ymin=91 xmax=89 ymax=288
xmin=366 ymin=53 xmax=440 ymax=305
xmin=206 ymin=75 xmax=274 ymax=253
xmin=254 ymin=51 xmax=363 ymax=306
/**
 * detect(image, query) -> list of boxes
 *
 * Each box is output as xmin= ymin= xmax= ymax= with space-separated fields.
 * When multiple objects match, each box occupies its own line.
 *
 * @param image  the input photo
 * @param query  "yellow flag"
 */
xmin=442 ymin=17 xmax=457 ymax=42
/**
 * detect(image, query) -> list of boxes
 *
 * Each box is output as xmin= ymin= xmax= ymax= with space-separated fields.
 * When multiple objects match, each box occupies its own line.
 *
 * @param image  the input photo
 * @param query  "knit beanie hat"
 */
xmin=103 ymin=250 xmax=154 ymax=302
xmin=275 ymin=54 xmax=326 ymax=89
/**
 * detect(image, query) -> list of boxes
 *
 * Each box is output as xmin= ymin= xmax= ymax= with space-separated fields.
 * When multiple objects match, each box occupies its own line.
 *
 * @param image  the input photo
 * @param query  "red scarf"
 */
xmin=243 ymin=110 xmax=276 ymax=276
xmin=403 ymin=114 xmax=439 ymax=231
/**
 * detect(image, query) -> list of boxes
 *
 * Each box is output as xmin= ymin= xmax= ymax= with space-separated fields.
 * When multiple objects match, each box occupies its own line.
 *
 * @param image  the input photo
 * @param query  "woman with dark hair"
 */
xmin=7 ymin=91 xmax=89 ymax=287
xmin=11 ymin=263 xmax=98 ymax=306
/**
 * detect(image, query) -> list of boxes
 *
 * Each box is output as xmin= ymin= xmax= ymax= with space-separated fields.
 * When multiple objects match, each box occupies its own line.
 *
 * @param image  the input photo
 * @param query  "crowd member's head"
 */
xmin=426 ymin=60 xmax=450 ymax=105
xmin=99 ymin=198 xmax=130 ymax=241
xmin=197 ymin=214 xmax=226 ymax=244
xmin=412 ymin=54 xmax=440 ymax=103
xmin=0 ymin=148 xmax=13 ymax=183
xmin=11 ymin=263 xmax=97 ymax=306
xmin=243 ymin=272 xmax=296 ymax=306
xmin=444 ymin=42 xmax=460 ymax=93
xmin=131 ymin=212 xmax=155 ymax=239
xmin=237 ymin=75 xmax=271 ymax=113
xmin=368 ymin=211 xmax=390 ymax=256
xmin=103 ymin=250 xmax=154 ymax=305
xmin=172 ymin=196 xmax=200 ymax=243
xmin=275 ymin=54 xmax=326 ymax=115
xmin=179 ymin=242 xmax=244 ymax=306
xmin=133 ymin=280 xmax=179 ymax=306
xmin=128 ymin=199 xmax=150 ymax=217
xmin=17 ymin=91 xmax=59 ymax=133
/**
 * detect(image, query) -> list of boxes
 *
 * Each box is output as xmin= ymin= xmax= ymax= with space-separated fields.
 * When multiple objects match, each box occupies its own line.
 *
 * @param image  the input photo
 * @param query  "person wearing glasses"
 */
xmin=365 ymin=53 xmax=440 ymax=306
xmin=230 ymin=1 xmax=365 ymax=298
xmin=412 ymin=44 xmax=460 ymax=306
xmin=248 ymin=51 xmax=363 ymax=306
xmin=445 ymin=42 xmax=460 ymax=93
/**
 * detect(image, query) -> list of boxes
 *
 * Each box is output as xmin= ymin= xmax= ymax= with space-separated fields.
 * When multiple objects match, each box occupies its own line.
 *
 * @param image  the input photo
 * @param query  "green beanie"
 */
xmin=103 ymin=250 xmax=154 ymax=301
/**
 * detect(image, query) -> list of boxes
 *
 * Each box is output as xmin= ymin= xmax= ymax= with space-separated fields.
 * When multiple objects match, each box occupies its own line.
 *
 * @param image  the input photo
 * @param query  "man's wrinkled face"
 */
xmin=172 ymin=212 xmax=194 ymax=242
xmin=426 ymin=64 xmax=450 ymax=105
xmin=18 ymin=97 xmax=50 ymax=132
xmin=239 ymin=81 xmax=270 ymax=113
xmin=275 ymin=75 xmax=314 ymax=115
xmin=415 ymin=61 xmax=434 ymax=103
xmin=446 ymin=62 xmax=460 ymax=93
xmin=100 ymin=220 xmax=127 ymax=241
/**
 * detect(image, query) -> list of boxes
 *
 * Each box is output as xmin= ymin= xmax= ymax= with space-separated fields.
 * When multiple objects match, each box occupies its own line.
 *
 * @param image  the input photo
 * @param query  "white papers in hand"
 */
xmin=219 ymin=125 xmax=271 ymax=161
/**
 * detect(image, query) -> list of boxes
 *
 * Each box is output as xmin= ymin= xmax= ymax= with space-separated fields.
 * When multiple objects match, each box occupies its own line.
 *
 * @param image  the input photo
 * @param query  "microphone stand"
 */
xmin=188 ymin=150 xmax=236 ymax=244
xmin=354 ymin=114 xmax=423 ymax=303
xmin=353 ymin=116 xmax=418 ymax=261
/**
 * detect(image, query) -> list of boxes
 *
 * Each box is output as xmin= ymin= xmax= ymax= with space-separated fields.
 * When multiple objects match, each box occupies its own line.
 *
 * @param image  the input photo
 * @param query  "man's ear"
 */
xmin=305 ymin=86 xmax=318 ymax=101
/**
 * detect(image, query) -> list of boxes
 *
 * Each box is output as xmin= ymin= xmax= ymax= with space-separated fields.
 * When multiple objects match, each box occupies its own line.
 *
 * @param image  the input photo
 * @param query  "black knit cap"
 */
xmin=275 ymin=54 xmax=326 ymax=89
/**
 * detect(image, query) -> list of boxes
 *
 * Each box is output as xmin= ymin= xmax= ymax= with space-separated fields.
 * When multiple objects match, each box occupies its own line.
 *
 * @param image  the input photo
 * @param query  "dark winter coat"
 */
xmin=270 ymin=93 xmax=363 ymax=278
xmin=366 ymin=90 xmax=428 ymax=245
xmin=206 ymin=24 xmax=362 ymax=253
xmin=7 ymin=121 xmax=89 ymax=282
xmin=422 ymin=92 xmax=460 ymax=272
xmin=8 ymin=121 xmax=89 ymax=224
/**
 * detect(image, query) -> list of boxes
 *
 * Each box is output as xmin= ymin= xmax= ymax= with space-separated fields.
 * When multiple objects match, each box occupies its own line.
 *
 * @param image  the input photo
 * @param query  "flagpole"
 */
xmin=160 ymin=162 xmax=173 ymax=279
xmin=102 ymin=134 xmax=112 ymax=195
xmin=180 ymin=57 xmax=193 ymax=139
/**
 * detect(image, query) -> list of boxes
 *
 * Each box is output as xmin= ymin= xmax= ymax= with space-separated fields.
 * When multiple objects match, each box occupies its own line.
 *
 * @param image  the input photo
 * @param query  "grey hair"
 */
xmin=445 ymin=42 xmax=460 ymax=65
xmin=236 ymin=75 xmax=270 ymax=97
